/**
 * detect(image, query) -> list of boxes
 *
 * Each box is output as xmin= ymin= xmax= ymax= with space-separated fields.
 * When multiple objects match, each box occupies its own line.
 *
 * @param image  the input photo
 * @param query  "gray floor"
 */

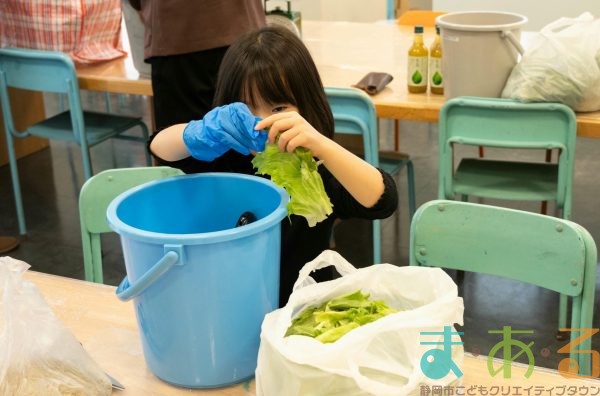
xmin=1 ymin=91 xmax=598 ymax=373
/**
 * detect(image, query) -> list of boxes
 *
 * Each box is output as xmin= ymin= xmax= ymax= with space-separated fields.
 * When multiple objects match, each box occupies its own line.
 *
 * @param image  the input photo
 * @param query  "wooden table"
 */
xmin=22 ymin=270 xmax=600 ymax=394
xmin=75 ymin=20 xmax=600 ymax=138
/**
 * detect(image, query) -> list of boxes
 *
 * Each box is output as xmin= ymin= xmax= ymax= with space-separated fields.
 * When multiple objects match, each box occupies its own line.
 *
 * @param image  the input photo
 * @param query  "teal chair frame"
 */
xmin=325 ymin=87 xmax=416 ymax=264
xmin=0 ymin=47 xmax=152 ymax=235
xmin=438 ymin=97 xmax=577 ymax=331
xmin=438 ymin=96 xmax=576 ymax=219
xmin=410 ymin=200 xmax=597 ymax=376
xmin=79 ymin=166 xmax=184 ymax=283
xmin=387 ymin=0 xmax=395 ymax=19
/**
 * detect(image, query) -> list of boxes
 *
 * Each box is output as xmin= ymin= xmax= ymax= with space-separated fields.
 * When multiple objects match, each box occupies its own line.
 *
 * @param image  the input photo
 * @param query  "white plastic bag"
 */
xmin=0 ymin=257 xmax=111 ymax=395
xmin=502 ymin=12 xmax=600 ymax=112
xmin=256 ymin=250 xmax=464 ymax=396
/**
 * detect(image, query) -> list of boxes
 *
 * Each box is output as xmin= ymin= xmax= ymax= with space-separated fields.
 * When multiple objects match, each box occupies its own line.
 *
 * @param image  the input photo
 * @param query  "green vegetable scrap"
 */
xmin=252 ymin=144 xmax=333 ymax=227
xmin=285 ymin=290 xmax=397 ymax=343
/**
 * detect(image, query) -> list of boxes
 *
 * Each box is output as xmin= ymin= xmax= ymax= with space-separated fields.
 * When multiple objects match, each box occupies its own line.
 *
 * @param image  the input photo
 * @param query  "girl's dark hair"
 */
xmin=213 ymin=26 xmax=334 ymax=138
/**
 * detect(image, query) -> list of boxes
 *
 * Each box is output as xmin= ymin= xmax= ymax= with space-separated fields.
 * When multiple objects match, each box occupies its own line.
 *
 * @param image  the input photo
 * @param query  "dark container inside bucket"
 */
xmin=106 ymin=173 xmax=288 ymax=388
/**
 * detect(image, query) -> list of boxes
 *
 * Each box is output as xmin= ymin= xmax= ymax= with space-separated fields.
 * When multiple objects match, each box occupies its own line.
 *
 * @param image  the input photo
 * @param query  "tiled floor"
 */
xmin=1 ymin=91 xmax=598 ymax=374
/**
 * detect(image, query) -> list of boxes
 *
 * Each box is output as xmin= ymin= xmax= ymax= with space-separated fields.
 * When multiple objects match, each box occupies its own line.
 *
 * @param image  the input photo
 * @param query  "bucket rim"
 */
xmin=436 ymin=11 xmax=528 ymax=32
xmin=106 ymin=172 xmax=289 ymax=245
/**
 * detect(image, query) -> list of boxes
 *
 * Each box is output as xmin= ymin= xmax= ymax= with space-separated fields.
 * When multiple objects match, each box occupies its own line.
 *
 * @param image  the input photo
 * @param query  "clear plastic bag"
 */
xmin=0 ymin=257 xmax=111 ymax=395
xmin=502 ymin=12 xmax=600 ymax=112
xmin=256 ymin=250 xmax=464 ymax=396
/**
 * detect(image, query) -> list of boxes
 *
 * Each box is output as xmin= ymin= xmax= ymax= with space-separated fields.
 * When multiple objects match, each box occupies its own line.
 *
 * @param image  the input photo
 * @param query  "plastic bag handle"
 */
xmin=540 ymin=12 xmax=594 ymax=35
xmin=292 ymin=250 xmax=358 ymax=292
xmin=345 ymin=359 xmax=419 ymax=396
xmin=116 ymin=250 xmax=180 ymax=301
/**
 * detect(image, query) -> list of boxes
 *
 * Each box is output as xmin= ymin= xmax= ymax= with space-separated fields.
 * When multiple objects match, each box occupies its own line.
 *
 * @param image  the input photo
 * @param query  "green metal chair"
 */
xmin=410 ymin=200 xmax=597 ymax=376
xmin=438 ymin=96 xmax=576 ymax=219
xmin=438 ymin=96 xmax=577 ymax=332
xmin=0 ymin=47 xmax=152 ymax=235
xmin=79 ymin=166 xmax=184 ymax=283
xmin=325 ymin=87 xmax=416 ymax=264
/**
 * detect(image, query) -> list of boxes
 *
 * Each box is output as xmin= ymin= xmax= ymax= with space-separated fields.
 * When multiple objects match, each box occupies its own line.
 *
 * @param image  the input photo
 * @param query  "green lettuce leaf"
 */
xmin=252 ymin=144 xmax=333 ymax=227
xmin=285 ymin=290 xmax=398 ymax=343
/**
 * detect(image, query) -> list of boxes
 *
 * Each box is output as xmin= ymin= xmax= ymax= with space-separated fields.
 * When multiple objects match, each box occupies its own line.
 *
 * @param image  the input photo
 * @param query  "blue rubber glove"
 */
xmin=182 ymin=102 xmax=268 ymax=161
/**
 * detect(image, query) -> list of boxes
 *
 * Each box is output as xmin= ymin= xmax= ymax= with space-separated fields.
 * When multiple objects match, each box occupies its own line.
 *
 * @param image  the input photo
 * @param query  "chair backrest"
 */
xmin=438 ymin=96 xmax=577 ymax=204
xmin=79 ymin=166 xmax=185 ymax=283
xmin=324 ymin=87 xmax=381 ymax=264
xmin=0 ymin=47 xmax=77 ymax=93
xmin=324 ymin=86 xmax=379 ymax=167
xmin=397 ymin=10 xmax=446 ymax=27
xmin=410 ymin=199 xmax=597 ymax=375
xmin=0 ymin=47 xmax=84 ymax=139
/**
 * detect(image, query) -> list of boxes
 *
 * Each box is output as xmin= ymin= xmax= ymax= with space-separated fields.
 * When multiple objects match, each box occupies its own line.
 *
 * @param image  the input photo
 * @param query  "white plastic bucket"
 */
xmin=436 ymin=11 xmax=527 ymax=99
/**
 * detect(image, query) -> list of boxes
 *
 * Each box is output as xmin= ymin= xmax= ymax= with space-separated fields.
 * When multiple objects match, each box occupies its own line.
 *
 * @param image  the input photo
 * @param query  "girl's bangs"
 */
xmin=241 ymin=64 xmax=297 ymax=108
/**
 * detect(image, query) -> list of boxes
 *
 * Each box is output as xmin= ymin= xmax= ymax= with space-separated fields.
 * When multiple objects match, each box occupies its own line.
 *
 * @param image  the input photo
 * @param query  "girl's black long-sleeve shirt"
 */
xmin=149 ymin=145 xmax=399 ymax=307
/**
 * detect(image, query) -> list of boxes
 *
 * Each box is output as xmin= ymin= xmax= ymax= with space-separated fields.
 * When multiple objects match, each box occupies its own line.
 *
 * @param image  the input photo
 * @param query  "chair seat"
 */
xmin=379 ymin=150 xmax=411 ymax=175
xmin=27 ymin=111 xmax=145 ymax=146
xmin=453 ymin=158 xmax=559 ymax=201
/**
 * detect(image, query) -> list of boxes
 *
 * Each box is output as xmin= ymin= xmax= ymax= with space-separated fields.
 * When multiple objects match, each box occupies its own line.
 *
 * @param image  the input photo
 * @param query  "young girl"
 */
xmin=149 ymin=26 xmax=398 ymax=306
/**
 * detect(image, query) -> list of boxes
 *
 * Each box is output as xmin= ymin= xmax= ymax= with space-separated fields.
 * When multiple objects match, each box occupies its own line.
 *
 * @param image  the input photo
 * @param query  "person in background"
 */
xmin=129 ymin=0 xmax=266 ymax=173
xmin=149 ymin=26 xmax=398 ymax=306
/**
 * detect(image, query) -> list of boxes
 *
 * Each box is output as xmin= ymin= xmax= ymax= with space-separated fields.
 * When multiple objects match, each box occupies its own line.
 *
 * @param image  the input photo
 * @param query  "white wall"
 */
xmin=267 ymin=0 xmax=387 ymax=22
xmin=433 ymin=0 xmax=600 ymax=30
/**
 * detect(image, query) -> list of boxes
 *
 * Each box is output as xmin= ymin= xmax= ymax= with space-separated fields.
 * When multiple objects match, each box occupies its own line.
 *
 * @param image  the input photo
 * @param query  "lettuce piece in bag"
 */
xmin=285 ymin=290 xmax=397 ymax=343
xmin=252 ymin=144 xmax=333 ymax=227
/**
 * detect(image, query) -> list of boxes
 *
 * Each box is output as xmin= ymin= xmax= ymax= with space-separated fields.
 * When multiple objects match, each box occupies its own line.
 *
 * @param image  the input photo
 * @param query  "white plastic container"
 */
xmin=436 ymin=11 xmax=527 ymax=99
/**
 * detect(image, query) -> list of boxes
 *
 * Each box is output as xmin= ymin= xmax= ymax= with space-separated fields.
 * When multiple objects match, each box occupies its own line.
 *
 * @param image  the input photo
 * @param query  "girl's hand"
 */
xmin=255 ymin=111 xmax=328 ymax=157
xmin=255 ymin=111 xmax=386 ymax=209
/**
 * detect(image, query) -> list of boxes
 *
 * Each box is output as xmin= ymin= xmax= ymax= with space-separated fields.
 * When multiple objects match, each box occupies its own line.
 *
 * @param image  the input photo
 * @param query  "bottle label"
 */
xmin=429 ymin=57 xmax=443 ymax=88
xmin=407 ymin=56 xmax=428 ymax=87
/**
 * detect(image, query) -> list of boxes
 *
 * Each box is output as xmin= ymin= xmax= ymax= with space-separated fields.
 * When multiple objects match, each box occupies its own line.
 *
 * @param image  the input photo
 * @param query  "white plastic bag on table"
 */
xmin=502 ymin=12 xmax=600 ymax=112
xmin=256 ymin=250 xmax=464 ymax=396
xmin=0 ymin=257 xmax=111 ymax=395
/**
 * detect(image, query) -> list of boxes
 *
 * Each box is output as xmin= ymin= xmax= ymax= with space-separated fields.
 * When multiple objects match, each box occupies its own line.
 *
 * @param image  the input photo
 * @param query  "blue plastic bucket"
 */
xmin=106 ymin=173 xmax=288 ymax=388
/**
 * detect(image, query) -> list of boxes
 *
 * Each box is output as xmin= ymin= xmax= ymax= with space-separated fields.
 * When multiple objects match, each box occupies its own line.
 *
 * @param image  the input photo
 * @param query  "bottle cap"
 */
xmin=414 ymin=25 xmax=424 ymax=34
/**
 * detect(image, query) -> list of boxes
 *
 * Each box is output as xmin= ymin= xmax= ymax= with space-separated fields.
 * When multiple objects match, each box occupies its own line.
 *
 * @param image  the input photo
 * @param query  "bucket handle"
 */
xmin=116 ymin=250 xmax=181 ymax=301
xmin=501 ymin=30 xmax=525 ymax=56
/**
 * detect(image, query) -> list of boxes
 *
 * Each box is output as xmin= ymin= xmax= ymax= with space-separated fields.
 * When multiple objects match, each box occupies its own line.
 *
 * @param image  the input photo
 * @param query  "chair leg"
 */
xmin=540 ymin=149 xmax=553 ymax=215
xmin=6 ymin=136 xmax=27 ymax=235
xmin=555 ymin=294 xmax=569 ymax=341
xmin=91 ymin=234 xmax=104 ymax=284
xmin=81 ymin=231 xmax=95 ymax=282
xmin=406 ymin=159 xmax=416 ymax=221
xmin=373 ymin=218 xmax=382 ymax=264
xmin=104 ymin=92 xmax=112 ymax=112
xmin=139 ymin=122 xmax=152 ymax=166
xmin=117 ymin=94 xmax=127 ymax=108
xmin=81 ymin=147 xmax=94 ymax=180
xmin=394 ymin=120 xmax=400 ymax=152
